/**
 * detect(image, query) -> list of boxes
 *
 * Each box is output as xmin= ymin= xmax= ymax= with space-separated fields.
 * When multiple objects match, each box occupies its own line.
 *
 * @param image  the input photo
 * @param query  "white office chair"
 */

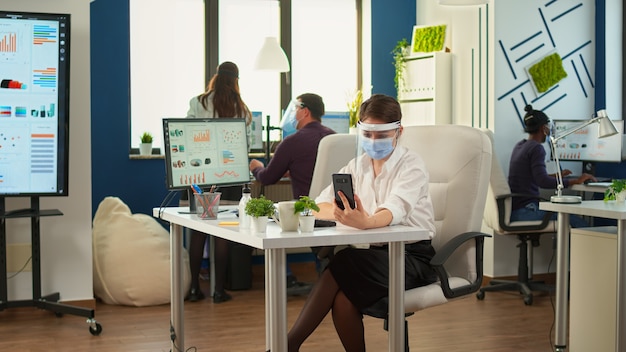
xmin=309 ymin=133 xmax=357 ymax=199
xmin=361 ymin=125 xmax=492 ymax=351
xmin=308 ymin=133 xmax=358 ymax=262
xmin=477 ymin=129 xmax=556 ymax=305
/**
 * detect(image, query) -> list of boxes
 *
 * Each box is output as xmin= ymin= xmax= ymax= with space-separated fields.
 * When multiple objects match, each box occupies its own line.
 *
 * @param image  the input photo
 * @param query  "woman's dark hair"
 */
xmin=198 ymin=61 xmax=251 ymax=124
xmin=523 ymin=104 xmax=550 ymax=133
xmin=359 ymin=94 xmax=402 ymax=123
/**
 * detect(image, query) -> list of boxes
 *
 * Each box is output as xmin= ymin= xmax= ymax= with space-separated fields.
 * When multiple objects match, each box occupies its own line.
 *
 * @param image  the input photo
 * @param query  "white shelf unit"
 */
xmin=570 ymin=226 xmax=617 ymax=352
xmin=398 ymin=52 xmax=452 ymax=126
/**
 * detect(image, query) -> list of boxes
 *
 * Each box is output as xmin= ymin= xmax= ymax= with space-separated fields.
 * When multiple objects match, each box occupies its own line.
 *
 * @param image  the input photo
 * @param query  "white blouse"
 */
xmin=316 ymin=145 xmax=436 ymax=240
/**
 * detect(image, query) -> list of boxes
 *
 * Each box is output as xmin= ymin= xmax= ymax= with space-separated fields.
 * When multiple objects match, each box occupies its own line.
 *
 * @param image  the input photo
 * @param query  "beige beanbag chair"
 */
xmin=92 ymin=196 xmax=191 ymax=306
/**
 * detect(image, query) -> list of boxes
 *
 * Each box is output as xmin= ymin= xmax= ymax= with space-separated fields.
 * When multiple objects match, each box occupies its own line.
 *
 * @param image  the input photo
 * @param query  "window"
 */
xmin=129 ymin=0 xmax=359 ymax=150
xmin=129 ymin=0 xmax=205 ymax=151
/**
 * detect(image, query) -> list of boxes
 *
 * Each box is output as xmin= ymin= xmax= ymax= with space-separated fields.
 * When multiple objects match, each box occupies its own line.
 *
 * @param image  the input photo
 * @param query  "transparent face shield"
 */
xmin=280 ymin=100 xmax=298 ymax=136
xmin=355 ymin=121 xmax=401 ymax=173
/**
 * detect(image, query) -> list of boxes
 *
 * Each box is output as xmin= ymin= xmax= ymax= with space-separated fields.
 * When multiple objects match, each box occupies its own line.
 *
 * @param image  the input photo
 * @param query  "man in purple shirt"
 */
xmin=250 ymin=93 xmax=335 ymax=199
xmin=249 ymin=93 xmax=335 ymax=293
xmin=508 ymin=104 xmax=594 ymax=227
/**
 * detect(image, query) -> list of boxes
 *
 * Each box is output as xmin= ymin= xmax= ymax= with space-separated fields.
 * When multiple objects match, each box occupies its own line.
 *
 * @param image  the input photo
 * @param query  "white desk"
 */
xmin=154 ymin=206 xmax=429 ymax=351
xmin=539 ymin=200 xmax=626 ymax=351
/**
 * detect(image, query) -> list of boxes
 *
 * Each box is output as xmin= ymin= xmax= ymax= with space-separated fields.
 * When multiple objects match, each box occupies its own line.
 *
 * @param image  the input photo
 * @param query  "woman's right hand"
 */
xmin=571 ymin=173 xmax=597 ymax=185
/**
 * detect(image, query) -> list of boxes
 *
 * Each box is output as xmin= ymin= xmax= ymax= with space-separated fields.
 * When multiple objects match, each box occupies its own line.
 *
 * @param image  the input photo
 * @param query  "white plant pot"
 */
xmin=617 ymin=191 xmax=626 ymax=202
xmin=251 ymin=216 xmax=269 ymax=233
xmin=299 ymin=215 xmax=315 ymax=233
xmin=139 ymin=143 xmax=152 ymax=156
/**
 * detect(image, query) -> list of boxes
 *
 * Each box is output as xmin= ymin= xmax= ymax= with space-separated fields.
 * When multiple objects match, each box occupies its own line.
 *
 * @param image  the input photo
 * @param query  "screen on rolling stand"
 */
xmin=0 ymin=11 xmax=71 ymax=197
xmin=163 ymin=118 xmax=251 ymax=191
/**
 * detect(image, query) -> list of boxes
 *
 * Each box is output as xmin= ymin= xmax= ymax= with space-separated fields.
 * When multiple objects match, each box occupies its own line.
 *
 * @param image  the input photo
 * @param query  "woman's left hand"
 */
xmin=333 ymin=194 xmax=371 ymax=229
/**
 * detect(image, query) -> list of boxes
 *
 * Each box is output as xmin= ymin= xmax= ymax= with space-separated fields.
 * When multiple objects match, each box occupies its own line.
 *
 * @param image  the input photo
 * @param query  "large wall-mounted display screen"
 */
xmin=163 ymin=118 xmax=251 ymax=190
xmin=0 ymin=11 xmax=71 ymax=196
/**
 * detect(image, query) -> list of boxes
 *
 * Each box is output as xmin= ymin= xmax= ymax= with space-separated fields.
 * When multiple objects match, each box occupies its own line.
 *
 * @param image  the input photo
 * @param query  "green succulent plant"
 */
xmin=245 ymin=196 xmax=275 ymax=218
xmin=140 ymin=132 xmax=153 ymax=143
xmin=294 ymin=196 xmax=320 ymax=216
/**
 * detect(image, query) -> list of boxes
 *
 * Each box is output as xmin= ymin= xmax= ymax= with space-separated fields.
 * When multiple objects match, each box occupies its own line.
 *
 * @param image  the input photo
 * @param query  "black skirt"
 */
xmin=327 ymin=241 xmax=437 ymax=311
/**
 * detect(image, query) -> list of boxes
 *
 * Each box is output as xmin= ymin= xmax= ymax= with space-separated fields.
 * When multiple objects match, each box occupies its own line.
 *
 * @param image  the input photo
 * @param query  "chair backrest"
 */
xmin=481 ymin=129 xmax=515 ymax=232
xmin=309 ymin=133 xmax=357 ymax=199
xmin=481 ymin=129 xmax=555 ymax=234
xmin=399 ymin=125 xmax=492 ymax=281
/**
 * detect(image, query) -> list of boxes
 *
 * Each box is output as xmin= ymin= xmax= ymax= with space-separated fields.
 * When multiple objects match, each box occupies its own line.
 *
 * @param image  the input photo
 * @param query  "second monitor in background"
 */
xmin=552 ymin=119 xmax=624 ymax=163
xmin=321 ymin=111 xmax=350 ymax=134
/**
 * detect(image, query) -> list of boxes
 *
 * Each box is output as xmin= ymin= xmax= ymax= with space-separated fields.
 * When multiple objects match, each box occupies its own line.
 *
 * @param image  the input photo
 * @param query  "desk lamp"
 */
xmin=550 ymin=109 xmax=619 ymax=203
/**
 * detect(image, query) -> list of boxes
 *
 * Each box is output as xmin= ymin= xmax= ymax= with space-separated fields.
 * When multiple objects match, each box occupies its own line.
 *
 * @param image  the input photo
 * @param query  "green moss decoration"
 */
xmin=411 ymin=25 xmax=446 ymax=53
xmin=528 ymin=53 xmax=567 ymax=93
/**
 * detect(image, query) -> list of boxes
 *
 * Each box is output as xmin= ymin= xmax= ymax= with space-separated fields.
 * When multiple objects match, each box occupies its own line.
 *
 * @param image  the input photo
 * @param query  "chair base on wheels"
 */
xmin=477 ymin=233 xmax=554 ymax=305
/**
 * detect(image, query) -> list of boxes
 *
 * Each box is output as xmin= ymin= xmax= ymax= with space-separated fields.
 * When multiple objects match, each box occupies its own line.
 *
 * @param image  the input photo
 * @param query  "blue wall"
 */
xmin=371 ymin=0 xmax=416 ymax=97
xmin=89 ymin=0 xmax=415 ymax=217
xmin=90 ymin=0 xmax=170 ymax=217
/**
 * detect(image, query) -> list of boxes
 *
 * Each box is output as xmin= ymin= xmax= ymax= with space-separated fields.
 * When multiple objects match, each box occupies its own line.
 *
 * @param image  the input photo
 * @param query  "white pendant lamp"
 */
xmin=254 ymin=36 xmax=290 ymax=72
xmin=438 ymin=0 xmax=489 ymax=5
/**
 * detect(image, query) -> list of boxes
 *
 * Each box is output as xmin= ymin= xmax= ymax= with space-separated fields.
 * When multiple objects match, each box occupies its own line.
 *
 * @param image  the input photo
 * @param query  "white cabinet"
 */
xmin=398 ymin=52 xmax=452 ymax=126
xmin=570 ymin=226 xmax=617 ymax=352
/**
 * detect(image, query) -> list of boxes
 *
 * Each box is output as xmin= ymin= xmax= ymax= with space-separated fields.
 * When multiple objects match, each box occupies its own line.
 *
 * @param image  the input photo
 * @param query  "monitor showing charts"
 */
xmin=162 ymin=118 xmax=251 ymax=190
xmin=0 ymin=11 xmax=71 ymax=197
xmin=552 ymin=119 xmax=624 ymax=162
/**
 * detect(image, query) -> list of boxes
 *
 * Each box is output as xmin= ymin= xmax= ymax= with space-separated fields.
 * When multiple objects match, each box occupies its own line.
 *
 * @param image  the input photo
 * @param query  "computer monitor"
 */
xmin=552 ymin=119 xmax=624 ymax=162
xmin=162 ymin=118 xmax=251 ymax=191
xmin=0 ymin=11 xmax=71 ymax=197
xmin=249 ymin=111 xmax=263 ymax=151
xmin=321 ymin=111 xmax=350 ymax=134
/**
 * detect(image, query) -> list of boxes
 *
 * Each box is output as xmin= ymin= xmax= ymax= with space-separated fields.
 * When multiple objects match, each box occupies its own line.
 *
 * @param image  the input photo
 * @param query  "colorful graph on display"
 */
xmin=33 ymin=24 xmax=57 ymax=45
xmin=222 ymin=150 xmax=235 ymax=164
xmin=221 ymin=128 xmax=243 ymax=143
xmin=214 ymin=170 xmax=241 ymax=178
xmin=33 ymin=68 xmax=57 ymax=88
xmin=179 ymin=172 xmax=206 ymax=186
xmin=0 ymin=32 xmax=16 ymax=52
xmin=193 ymin=130 xmax=210 ymax=142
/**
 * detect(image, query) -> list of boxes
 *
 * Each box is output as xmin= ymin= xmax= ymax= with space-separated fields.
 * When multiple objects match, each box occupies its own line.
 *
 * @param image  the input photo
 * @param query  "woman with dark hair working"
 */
xmin=286 ymin=94 xmax=438 ymax=351
xmin=185 ymin=61 xmax=251 ymax=303
xmin=508 ymin=104 xmax=594 ymax=227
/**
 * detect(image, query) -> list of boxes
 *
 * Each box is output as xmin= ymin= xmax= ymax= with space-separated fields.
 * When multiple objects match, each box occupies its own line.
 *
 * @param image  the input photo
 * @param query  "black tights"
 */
xmin=188 ymin=230 xmax=229 ymax=294
xmin=287 ymin=269 xmax=365 ymax=352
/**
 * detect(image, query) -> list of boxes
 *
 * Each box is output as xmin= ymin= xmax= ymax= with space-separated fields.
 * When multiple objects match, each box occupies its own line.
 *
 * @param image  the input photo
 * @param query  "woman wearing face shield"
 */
xmin=286 ymin=94 xmax=438 ymax=352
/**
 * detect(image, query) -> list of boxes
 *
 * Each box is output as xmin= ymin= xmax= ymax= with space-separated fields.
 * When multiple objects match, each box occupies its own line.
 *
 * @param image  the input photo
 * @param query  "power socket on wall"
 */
xmin=6 ymin=243 xmax=32 ymax=273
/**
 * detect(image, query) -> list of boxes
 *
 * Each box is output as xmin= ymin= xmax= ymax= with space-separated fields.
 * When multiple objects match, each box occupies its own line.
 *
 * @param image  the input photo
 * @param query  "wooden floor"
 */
xmin=0 ymin=262 xmax=561 ymax=352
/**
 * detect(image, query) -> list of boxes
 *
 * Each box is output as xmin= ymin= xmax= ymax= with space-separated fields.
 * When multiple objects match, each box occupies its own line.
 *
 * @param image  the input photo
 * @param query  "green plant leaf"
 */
xmin=245 ymin=196 xmax=275 ymax=217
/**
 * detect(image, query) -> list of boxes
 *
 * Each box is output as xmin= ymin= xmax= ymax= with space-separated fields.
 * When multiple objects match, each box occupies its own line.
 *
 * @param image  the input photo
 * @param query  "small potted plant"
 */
xmin=244 ymin=196 xmax=275 ymax=233
xmin=294 ymin=196 xmax=319 ymax=233
xmin=392 ymin=38 xmax=409 ymax=95
xmin=139 ymin=132 xmax=153 ymax=156
xmin=604 ymin=179 xmax=626 ymax=202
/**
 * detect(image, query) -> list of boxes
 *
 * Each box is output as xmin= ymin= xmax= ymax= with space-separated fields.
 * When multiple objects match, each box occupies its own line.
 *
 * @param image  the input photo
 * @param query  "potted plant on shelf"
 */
xmin=392 ymin=38 xmax=409 ymax=95
xmin=139 ymin=132 xmax=153 ymax=156
xmin=604 ymin=179 xmax=626 ymax=202
xmin=245 ymin=196 xmax=275 ymax=233
xmin=294 ymin=196 xmax=320 ymax=233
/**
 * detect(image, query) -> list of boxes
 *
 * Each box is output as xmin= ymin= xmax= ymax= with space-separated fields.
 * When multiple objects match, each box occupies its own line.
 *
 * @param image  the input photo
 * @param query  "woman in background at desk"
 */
xmin=508 ymin=104 xmax=594 ymax=228
xmin=185 ymin=61 xmax=252 ymax=303
xmin=287 ymin=94 xmax=438 ymax=351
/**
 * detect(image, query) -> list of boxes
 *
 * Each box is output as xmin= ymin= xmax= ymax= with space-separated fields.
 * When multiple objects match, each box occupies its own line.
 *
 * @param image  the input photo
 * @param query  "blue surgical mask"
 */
xmin=360 ymin=136 xmax=395 ymax=160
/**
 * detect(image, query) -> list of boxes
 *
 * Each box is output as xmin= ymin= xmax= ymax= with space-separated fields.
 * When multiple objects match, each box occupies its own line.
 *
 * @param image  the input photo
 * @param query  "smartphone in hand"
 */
xmin=332 ymin=173 xmax=355 ymax=210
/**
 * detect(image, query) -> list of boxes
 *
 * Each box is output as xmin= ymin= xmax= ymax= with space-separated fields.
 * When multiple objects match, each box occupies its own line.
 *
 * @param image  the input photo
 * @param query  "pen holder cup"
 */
xmin=194 ymin=192 xmax=221 ymax=219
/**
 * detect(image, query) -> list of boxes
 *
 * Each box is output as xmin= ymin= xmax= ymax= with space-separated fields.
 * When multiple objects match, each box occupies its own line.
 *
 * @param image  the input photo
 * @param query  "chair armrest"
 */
xmin=431 ymin=231 xmax=491 ymax=299
xmin=496 ymin=193 xmax=553 ymax=232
